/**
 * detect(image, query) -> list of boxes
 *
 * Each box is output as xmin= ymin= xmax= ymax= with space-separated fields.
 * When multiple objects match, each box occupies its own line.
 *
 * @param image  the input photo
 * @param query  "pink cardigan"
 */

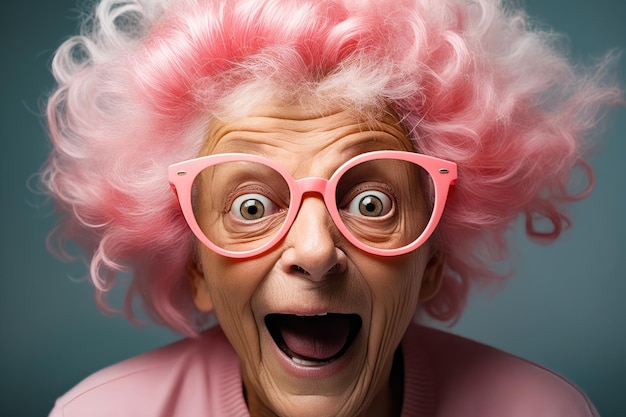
xmin=49 ymin=324 xmax=599 ymax=416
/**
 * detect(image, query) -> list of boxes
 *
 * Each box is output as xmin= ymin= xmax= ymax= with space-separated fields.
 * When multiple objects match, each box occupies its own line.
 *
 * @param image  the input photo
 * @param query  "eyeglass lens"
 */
xmin=191 ymin=158 xmax=434 ymax=254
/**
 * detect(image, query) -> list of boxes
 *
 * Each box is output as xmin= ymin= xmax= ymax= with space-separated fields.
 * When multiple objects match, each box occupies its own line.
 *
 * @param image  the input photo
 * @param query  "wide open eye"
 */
xmin=347 ymin=190 xmax=392 ymax=217
xmin=231 ymin=193 xmax=278 ymax=221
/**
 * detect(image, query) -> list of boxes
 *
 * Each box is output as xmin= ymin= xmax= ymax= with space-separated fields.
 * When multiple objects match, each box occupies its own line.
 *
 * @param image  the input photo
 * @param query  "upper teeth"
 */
xmin=295 ymin=312 xmax=328 ymax=316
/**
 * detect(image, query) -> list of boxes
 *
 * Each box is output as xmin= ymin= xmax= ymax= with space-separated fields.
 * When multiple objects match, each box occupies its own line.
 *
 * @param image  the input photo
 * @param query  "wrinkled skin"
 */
xmin=189 ymin=102 xmax=444 ymax=417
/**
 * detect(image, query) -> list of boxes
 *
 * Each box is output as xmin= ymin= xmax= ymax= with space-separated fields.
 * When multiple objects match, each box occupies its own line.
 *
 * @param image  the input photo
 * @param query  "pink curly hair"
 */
xmin=42 ymin=0 xmax=620 ymax=336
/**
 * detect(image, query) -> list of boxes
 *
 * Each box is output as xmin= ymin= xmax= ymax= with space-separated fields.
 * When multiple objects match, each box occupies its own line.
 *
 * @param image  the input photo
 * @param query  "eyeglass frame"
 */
xmin=168 ymin=150 xmax=457 ymax=258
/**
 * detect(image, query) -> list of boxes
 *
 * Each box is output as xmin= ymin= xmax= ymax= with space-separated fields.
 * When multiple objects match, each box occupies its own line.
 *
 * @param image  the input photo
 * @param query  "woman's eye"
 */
xmin=347 ymin=190 xmax=392 ymax=217
xmin=231 ymin=193 xmax=277 ymax=221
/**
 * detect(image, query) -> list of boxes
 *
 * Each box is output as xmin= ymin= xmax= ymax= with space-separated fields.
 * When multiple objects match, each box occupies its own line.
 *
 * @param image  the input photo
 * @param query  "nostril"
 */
xmin=290 ymin=263 xmax=341 ymax=277
xmin=291 ymin=265 xmax=309 ymax=275
xmin=327 ymin=264 xmax=340 ymax=274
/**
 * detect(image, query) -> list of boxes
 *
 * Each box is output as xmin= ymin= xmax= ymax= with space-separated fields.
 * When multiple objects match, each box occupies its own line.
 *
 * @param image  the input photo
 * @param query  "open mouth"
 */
xmin=265 ymin=313 xmax=362 ymax=366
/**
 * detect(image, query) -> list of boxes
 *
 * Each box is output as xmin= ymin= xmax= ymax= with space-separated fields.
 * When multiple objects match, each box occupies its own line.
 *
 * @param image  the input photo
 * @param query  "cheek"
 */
xmin=198 ymin=250 xmax=277 ymax=354
xmin=361 ymin=252 xmax=426 ymax=345
xmin=200 ymin=250 xmax=275 ymax=306
xmin=367 ymin=253 xmax=424 ymax=307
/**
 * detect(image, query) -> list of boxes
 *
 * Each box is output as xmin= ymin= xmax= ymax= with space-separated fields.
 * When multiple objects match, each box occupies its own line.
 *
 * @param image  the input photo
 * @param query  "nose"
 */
xmin=281 ymin=196 xmax=347 ymax=282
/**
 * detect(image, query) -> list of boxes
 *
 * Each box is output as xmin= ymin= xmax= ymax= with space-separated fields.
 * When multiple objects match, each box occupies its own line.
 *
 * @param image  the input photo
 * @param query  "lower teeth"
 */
xmin=291 ymin=357 xmax=331 ymax=366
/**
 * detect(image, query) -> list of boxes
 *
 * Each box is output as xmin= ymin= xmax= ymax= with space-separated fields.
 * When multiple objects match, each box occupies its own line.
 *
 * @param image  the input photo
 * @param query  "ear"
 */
xmin=186 ymin=255 xmax=214 ymax=312
xmin=418 ymin=249 xmax=444 ymax=301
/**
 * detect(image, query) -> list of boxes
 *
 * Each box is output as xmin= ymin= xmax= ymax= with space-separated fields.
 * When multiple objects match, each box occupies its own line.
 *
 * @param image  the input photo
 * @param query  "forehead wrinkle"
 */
xmin=212 ymin=107 xmax=360 ymax=135
xmin=204 ymin=119 xmax=411 ymax=157
xmin=208 ymin=129 xmax=408 ymax=165
xmin=200 ymin=104 xmax=413 ymax=159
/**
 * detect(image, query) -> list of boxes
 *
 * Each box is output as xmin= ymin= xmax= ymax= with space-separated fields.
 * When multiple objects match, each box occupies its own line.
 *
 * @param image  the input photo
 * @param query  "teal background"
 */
xmin=1 ymin=1 xmax=624 ymax=416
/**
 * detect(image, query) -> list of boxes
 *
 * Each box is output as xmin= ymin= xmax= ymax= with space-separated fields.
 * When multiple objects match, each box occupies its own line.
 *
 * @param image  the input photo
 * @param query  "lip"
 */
xmin=262 ymin=312 xmax=363 ymax=379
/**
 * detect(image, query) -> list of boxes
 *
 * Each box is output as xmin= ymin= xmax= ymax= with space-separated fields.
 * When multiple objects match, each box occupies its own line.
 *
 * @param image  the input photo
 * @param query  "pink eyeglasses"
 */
xmin=168 ymin=151 xmax=457 ymax=258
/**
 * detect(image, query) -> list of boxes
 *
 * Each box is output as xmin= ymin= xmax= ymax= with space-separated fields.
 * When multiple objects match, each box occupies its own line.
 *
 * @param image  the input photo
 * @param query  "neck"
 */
xmin=362 ymin=346 xmax=404 ymax=417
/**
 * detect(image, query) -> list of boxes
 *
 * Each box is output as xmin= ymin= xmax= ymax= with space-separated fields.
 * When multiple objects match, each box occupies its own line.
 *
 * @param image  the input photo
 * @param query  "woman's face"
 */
xmin=190 ymin=102 xmax=443 ymax=417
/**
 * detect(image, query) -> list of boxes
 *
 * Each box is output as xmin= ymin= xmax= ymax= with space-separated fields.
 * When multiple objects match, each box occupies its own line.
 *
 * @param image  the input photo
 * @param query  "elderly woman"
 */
xmin=43 ymin=0 xmax=619 ymax=416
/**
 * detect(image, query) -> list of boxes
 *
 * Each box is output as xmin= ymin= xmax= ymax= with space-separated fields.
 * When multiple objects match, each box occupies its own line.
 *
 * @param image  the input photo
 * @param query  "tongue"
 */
xmin=279 ymin=315 xmax=351 ymax=361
